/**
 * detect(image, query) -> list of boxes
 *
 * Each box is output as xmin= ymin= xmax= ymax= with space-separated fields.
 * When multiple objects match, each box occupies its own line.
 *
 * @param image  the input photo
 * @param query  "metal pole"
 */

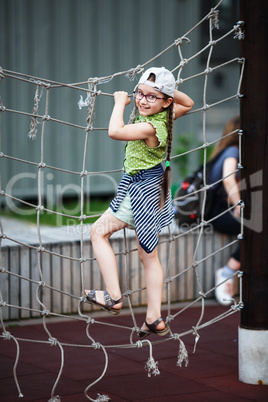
xmin=239 ymin=0 xmax=268 ymax=385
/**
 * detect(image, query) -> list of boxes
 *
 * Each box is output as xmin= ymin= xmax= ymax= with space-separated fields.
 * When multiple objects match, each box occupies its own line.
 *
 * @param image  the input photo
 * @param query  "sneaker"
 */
xmin=215 ymin=268 xmax=234 ymax=306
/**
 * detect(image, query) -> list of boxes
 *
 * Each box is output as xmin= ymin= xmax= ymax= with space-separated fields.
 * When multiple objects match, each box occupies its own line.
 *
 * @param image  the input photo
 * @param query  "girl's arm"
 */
xmin=173 ymin=90 xmax=194 ymax=119
xmin=108 ymin=91 xmax=156 ymax=141
xmin=222 ymin=157 xmax=241 ymax=216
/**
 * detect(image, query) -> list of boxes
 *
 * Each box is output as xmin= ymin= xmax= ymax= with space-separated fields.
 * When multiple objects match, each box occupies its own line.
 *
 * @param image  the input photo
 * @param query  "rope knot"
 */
xmin=49 ymin=337 xmax=58 ymax=346
xmin=125 ymin=65 xmax=144 ymax=81
xmin=192 ymin=326 xmax=198 ymax=335
xmin=174 ymin=36 xmax=191 ymax=46
xmin=179 ymin=58 xmax=188 ymax=67
xmin=86 ymin=317 xmax=95 ymax=324
xmin=234 ymin=21 xmax=245 ymax=40
xmin=41 ymin=309 xmax=50 ymax=316
xmin=209 ymin=9 xmax=219 ymax=29
xmin=3 ymin=331 xmax=11 ymax=340
xmin=231 ymin=300 xmax=242 ymax=311
xmin=136 ymin=340 xmax=143 ymax=348
xmin=173 ymin=333 xmax=180 ymax=340
xmin=168 ymin=235 xmax=174 ymax=243
xmin=236 ymin=301 xmax=244 ymax=310
xmin=86 ymin=124 xmax=94 ymax=132
xmin=43 ymin=82 xmax=51 ymax=89
xmin=132 ymin=326 xmax=139 ymax=333
xmin=93 ymin=89 xmax=101 ymax=96
xmin=209 ymin=40 xmax=216 ymax=46
xmin=92 ymin=342 xmax=101 ymax=350
xmin=166 ymin=315 xmax=174 ymax=323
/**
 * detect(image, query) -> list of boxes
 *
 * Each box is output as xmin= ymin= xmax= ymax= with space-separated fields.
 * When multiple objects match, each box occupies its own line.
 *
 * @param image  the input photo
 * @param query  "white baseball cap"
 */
xmin=137 ymin=67 xmax=176 ymax=98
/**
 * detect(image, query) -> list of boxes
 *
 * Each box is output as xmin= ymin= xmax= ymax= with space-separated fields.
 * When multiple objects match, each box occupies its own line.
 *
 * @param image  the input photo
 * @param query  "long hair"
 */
xmin=209 ymin=115 xmax=240 ymax=159
xmin=160 ymin=101 xmax=173 ymax=207
xmin=128 ymin=103 xmax=139 ymax=124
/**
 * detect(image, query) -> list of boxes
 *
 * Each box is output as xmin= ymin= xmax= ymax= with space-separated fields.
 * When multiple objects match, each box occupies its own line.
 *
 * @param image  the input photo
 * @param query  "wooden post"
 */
xmin=239 ymin=0 xmax=268 ymax=385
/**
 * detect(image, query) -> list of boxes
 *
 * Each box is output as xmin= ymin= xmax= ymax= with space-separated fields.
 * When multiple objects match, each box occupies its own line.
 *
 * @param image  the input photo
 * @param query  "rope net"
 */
xmin=0 ymin=2 xmax=245 ymax=401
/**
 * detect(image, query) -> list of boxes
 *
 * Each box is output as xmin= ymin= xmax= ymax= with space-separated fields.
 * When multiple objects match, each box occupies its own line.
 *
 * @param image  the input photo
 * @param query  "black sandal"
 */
xmin=85 ymin=289 xmax=122 ymax=315
xmin=138 ymin=317 xmax=170 ymax=339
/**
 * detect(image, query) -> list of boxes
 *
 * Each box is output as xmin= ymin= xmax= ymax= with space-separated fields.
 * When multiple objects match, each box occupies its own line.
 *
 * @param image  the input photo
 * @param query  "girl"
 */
xmin=85 ymin=67 xmax=194 ymax=338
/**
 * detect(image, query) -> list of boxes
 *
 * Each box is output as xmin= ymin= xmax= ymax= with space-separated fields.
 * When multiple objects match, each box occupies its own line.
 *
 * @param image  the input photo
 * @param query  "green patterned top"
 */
xmin=123 ymin=111 xmax=168 ymax=175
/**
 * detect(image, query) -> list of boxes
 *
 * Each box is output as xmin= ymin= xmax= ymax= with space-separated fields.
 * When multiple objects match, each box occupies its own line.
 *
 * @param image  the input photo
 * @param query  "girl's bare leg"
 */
xmin=137 ymin=239 xmax=165 ymax=331
xmin=86 ymin=211 xmax=128 ymax=309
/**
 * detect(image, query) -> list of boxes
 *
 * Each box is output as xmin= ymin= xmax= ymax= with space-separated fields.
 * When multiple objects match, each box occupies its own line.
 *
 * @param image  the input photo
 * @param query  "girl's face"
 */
xmin=135 ymin=84 xmax=172 ymax=116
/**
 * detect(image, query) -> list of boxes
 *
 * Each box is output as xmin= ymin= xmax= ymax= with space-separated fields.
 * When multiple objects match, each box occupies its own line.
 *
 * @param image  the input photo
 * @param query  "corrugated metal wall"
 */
xmin=0 ymin=0 xmax=239 ymax=203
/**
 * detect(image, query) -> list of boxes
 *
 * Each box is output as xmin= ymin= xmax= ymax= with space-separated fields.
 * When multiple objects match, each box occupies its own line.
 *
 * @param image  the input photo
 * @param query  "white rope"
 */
xmin=0 ymin=2 xmax=245 ymax=400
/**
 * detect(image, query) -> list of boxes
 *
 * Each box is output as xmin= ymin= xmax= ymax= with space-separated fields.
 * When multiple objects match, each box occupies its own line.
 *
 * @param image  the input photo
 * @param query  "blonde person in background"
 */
xmin=207 ymin=116 xmax=241 ymax=306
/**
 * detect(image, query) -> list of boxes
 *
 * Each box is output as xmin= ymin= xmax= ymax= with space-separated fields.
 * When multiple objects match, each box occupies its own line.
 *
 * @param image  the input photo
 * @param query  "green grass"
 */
xmin=1 ymin=198 xmax=111 ymax=226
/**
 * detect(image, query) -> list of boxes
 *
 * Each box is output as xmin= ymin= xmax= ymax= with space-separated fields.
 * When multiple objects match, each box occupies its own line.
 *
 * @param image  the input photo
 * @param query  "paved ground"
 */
xmin=0 ymin=303 xmax=267 ymax=402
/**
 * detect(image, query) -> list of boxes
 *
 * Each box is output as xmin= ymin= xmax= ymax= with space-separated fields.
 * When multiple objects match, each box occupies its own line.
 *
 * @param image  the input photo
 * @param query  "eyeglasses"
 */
xmin=133 ymin=90 xmax=165 ymax=104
